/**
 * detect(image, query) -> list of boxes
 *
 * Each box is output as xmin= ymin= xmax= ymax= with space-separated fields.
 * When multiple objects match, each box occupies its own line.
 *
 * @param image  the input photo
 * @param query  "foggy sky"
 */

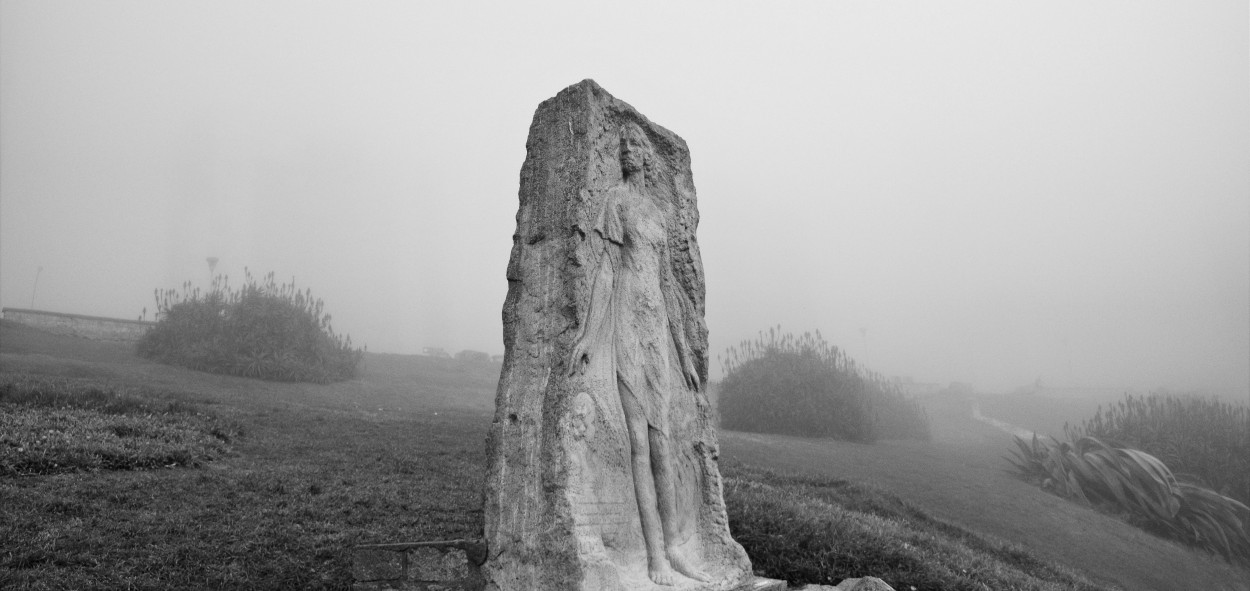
xmin=2 ymin=1 xmax=1247 ymax=397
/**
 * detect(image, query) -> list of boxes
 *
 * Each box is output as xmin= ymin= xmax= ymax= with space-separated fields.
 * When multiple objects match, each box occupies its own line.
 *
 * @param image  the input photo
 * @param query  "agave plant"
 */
xmin=1066 ymin=392 xmax=1249 ymax=506
xmin=1007 ymin=434 xmax=1250 ymax=565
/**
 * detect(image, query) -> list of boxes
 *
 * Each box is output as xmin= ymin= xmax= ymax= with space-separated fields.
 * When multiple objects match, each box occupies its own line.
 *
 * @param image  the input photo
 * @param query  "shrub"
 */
xmin=454 ymin=350 xmax=490 ymax=363
xmin=1007 ymin=434 xmax=1250 ymax=565
xmin=1064 ymin=392 xmax=1249 ymax=506
xmin=717 ymin=327 xmax=930 ymax=442
xmin=137 ymin=270 xmax=363 ymax=383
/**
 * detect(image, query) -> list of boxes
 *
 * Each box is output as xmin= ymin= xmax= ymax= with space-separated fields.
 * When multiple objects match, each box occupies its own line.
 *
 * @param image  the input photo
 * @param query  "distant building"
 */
xmin=1010 ymin=382 xmax=1124 ymax=400
xmin=890 ymin=376 xmax=942 ymax=398
xmin=3 ymin=307 xmax=154 ymax=342
xmin=942 ymin=381 xmax=977 ymax=396
xmin=422 ymin=347 xmax=451 ymax=358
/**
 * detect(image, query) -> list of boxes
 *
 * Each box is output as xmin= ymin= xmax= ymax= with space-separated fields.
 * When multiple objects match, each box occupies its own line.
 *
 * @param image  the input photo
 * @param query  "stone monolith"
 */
xmin=483 ymin=80 xmax=755 ymax=591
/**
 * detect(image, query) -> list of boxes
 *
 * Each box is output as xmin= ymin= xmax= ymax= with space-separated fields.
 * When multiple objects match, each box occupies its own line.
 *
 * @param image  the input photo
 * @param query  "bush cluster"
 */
xmin=1065 ymin=393 xmax=1249 ymax=505
xmin=137 ymin=271 xmax=363 ymax=383
xmin=1007 ymin=433 xmax=1250 ymax=565
xmin=717 ymin=327 xmax=930 ymax=442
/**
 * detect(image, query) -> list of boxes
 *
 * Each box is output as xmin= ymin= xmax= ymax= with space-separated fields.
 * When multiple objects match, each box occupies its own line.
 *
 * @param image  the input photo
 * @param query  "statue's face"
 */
xmin=620 ymin=128 xmax=647 ymax=174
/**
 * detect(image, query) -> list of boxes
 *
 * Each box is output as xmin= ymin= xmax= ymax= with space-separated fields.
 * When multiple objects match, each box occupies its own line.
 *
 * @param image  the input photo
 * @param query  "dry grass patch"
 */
xmin=0 ymin=374 xmax=241 ymax=476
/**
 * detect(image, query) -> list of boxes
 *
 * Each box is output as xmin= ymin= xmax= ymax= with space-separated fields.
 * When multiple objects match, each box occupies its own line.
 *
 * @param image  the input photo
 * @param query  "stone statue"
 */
xmin=568 ymin=121 xmax=710 ymax=585
xmin=484 ymin=80 xmax=757 ymax=591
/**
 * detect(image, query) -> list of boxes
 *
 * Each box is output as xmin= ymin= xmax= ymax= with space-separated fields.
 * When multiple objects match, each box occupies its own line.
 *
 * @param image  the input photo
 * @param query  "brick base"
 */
xmin=351 ymin=539 xmax=486 ymax=591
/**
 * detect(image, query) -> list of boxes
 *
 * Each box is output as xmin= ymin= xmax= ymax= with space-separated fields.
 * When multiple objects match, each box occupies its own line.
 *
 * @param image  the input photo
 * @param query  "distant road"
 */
xmin=719 ymin=394 xmax=1249 ymax=591
xmin=970 ymin=401 xmax=1036 ymax=439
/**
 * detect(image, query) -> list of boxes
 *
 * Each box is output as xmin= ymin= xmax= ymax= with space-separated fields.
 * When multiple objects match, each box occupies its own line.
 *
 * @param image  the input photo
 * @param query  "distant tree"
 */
xmin=718 ymin=327 xmax=930 ymax=443
xmin=455 ymin=349 xmax=491 ymax=363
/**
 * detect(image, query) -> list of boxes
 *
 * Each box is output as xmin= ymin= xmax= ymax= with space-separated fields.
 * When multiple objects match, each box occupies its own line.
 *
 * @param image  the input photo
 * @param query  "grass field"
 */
xmin=722 ymin=390 xmax=1250 ymax=591
xmin=2 ymin=320 xmax=1247 ymax=590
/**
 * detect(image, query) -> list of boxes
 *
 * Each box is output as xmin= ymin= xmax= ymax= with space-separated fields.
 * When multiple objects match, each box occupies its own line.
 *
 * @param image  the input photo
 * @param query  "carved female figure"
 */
xmin=569 ymin=122 xmax=709 ymax=586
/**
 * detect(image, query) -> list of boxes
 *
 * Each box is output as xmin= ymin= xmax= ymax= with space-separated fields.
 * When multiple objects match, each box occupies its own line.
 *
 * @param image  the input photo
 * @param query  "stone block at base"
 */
xmin=793 ymin=577 xmax=896 ymax=591
xmin=352 ymin=540 xmax=486 ymax=591
xmin=833 ymin=577 xmax=894 ymax=591
xmin=740 ymin=577 xmax=788 ymax=590
xmin=353 ymin=541 xmax=787 ymax=591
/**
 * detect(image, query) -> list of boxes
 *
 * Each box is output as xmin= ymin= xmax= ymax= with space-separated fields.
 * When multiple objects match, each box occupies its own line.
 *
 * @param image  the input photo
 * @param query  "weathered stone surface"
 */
xmin=409 ymin=547 xmax=470 ymax=581
xmin=484 ymin=79 xmax=752 ymax=590
xmin=741 ymin=578 xmax=788 ymax=590
xmin=351 ymin=541 xmax=486 ymax=591
xmin=834 ymin=577 xmax=895 ymax=591
xmin=792 ymin=578 xmax=896 ymax=591
xmin=353 ymin=547 xmax=405 ymax=582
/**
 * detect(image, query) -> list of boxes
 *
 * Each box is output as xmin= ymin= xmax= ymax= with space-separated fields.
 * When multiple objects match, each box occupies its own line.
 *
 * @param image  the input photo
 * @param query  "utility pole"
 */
xmin=206 ymin=257 xmax=219 ymax=286
xmin=30 ymin=266 xmax=42 ymax=309
xmin=859 ymin=326 xmax=868 ymax=365
xmin=1062 ymin=336 xmax=1072 ymax=387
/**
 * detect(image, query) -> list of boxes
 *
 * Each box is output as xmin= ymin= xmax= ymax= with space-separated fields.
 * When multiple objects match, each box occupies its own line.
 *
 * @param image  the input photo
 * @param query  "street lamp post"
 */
xmin=30 ymin=266 xmax=42 ymax=309
xmin=207 ymin=257 xmax=219 ymax=286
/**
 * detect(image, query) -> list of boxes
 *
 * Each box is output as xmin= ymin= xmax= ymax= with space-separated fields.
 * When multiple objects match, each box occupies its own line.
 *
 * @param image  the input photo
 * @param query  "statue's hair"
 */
xmin=616 ymin=122 xmax=706 ymax=382
xmin=619 ymin=121 xmax=655 ymax=179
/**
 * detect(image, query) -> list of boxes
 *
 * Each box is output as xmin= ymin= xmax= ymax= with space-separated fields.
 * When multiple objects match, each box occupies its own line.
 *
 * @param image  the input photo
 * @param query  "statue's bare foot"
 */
xmin=668 ymin=552 xmax=711 ymax=582
xmin=648 ymin=558 xmax=678 ymax=586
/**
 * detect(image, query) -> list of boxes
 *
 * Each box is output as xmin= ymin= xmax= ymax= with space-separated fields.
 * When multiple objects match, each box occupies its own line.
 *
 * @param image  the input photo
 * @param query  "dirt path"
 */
xmin=719 ymin=394 xmax=1250 ymax=591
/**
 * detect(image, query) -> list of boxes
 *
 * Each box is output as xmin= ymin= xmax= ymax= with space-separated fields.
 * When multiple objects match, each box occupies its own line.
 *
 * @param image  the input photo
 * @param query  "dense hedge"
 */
xmin=1065 ymin=393 xmax=1249 ymax=506
xmin=717 ymin=327 xmax=930 ymax=442
xmin=137 ymin=271 xmax=363 ymax=383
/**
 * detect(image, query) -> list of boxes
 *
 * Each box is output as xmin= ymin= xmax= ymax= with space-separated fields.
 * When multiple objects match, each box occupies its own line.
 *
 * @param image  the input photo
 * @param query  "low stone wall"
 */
xmin=352 ymin=540 xmax=486 ymax=591
xmin=2 ymin=308 xmax=154 ymax=342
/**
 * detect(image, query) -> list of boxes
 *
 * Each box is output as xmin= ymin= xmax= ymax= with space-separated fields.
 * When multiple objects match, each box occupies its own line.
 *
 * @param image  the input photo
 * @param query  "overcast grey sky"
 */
xmin=2 ymin=1 xmax=1246 ymax=397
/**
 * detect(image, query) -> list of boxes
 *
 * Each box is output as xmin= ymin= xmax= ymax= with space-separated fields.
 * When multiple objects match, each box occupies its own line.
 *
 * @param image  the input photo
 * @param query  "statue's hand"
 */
xmin=682 ymin=356 xmax=701 ymax=391
xmin=569 ymin=339 xmax=590 ymax=376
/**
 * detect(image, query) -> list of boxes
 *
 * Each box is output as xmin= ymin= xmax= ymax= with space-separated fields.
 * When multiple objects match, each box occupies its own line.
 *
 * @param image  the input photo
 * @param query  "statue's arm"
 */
xmin=569 ymin=229 xmax=618 ymax=376
xmin=663 ymin=257 xmax=701 ymax=391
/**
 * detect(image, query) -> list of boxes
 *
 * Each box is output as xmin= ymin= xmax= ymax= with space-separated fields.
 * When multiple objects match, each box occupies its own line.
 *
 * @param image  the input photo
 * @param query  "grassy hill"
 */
xmin=2 ymin=320 xmax=1246 ymax=590
xmin=722 ymin=392 xmax=1249 ymax=590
